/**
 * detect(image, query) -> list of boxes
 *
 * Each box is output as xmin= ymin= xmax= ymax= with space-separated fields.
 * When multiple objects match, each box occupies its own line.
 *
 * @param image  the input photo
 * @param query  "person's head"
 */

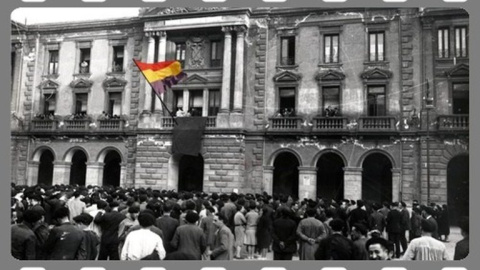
xmin=305 ymin=207 xmax=317 ymax=218
xmin=73 ymin=213 xmax=94 ymax=229
xmin=230 ymin=192 xmax=238 ymax=202
xmin=213 ymin=212 xmax=228 ymax=229
xmin=128 ymin=205 xmax=141 ymax=220
xmin=163 ymin=201 xmax=173 ymax=214
xmin=459 ymin=216 xmax=469 ymax=238
xmin=137 ymin=211 xmax=156 ymax=228
xmin=329 ymin=218 xmax=345 ymax=233
xmin=185 ymin=200 xmax=196 ymax=211
xmin=185 ymin=211 xmax=199 ymax=225
xmin=97 ymin=200 xmax=108 ymax=210
xmin=53 ymin=207 xmax=70 ymax=224
xmin=22 ymin=209 xmax=43 ymax=227
xmin=351 ymin=223 xmax=368 ymax=241
xmin=421 ymin=219 xmax=435 ymax=234
xmin=366 ymin=237 xmax=394 ymax=260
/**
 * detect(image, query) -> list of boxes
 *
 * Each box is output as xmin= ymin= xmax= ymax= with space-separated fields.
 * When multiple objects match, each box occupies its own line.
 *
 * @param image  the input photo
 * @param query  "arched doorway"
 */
xmin=69 ymin=151 xmax=87 ymax=186
xmin=103 ymin=151 xmax=121 ymax=187
xmin=447 ymin=155 xmax=469 ymax=225
xmin=273 ymin=152 xmax=299 ymax=199
xmin=316 ymin=152 xmax=344 ymax=202
xmin=362 ymin=153 xmax=392 ymax=203
xmin=38 ymin=150 xmax=54 ymax=186
xmin=178 ymin=155 xmax=204 ymax=192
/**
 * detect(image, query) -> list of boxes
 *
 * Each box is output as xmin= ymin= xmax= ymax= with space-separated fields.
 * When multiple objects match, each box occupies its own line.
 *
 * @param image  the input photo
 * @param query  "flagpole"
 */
xmin=132 ymin=59 xmax=178 ymax=125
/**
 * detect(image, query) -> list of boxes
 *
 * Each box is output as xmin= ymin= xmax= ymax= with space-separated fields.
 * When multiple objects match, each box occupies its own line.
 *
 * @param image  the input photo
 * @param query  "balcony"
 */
xmin=160 ymin=116 xmax=217 ymax=129
xmin=64 ymin=119 xmax=90 ymax=131
xmin=269 ymin=117 xmax=302 ymax=130
xmin=31 ymin=119 xmax=57 ymax=131
xmin=438 ymin=115 xmax=468 ymax=131
xmin=358 ymin=116 xmax=396 ymax=132
xmin=312 ymin=117 xmax=348 ymax=132
xmin=98 ymin=119 xmax=124 ymax=131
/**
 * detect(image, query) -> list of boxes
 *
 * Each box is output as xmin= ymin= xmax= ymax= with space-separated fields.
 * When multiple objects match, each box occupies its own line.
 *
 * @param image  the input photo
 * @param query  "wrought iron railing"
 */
xmin=438 ymin=115 xmax=469 ymax=131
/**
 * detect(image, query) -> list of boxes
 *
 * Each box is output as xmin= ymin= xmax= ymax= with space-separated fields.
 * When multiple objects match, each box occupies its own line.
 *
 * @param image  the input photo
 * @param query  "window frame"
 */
xmin=454 ymin=26 xmax=468 ymax=58
xmin=278 ymin=86 xmax=297 ymax=116
xmin=437 ymin=27 xmax=450 ymax=59
xmin=79 ymin=48 xmax=91 ymax=74
xmin=74 ymin=92 xmax=89 ymax=115
xmin=280 ymin=36 xmax=296 ymax=66
xmin=208 ymin=89 xmax=220 ymax=116
xmin=366 ymin=85 xmax=387 ymax=116
xmin=112 ymin=45 xmax=125 ymax=72
xmin=175 ymin=42 xmax=186 ymax=67
xmin=48 ymin=50 xmax=59 ymax=75
xmin=210 ymin=40 xmax=222 ymax=68
xmin=324 ymin=34 xmax=340 ymax=64
xmin=322 ymin=86 xmax=341 ymax=116
xmin=368 ymin=31 xmax=386 ymax=62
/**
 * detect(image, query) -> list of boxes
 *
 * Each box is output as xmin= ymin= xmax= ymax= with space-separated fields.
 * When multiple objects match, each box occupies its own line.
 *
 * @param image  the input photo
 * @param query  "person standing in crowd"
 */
xmin=233 ymin=203 xmax=246 ymax=259
xmin=401 ymin=219 xmax=447 ymax=260
xmin=244 ymin=201 xmax=259 ymax=259
xmin=351 ymin=223 xmax=368 ymax=260
xmin=121 ymin=212 xmax=166 ymax=260
xmin=94 ymin=201 xmax=126 ymax=260
xmin=256 ymin=203 xmax=274 ymax=260
xmin=348 ymin=200 xmax=368 ymax=229
xmin=155 ymin=202 xmax=179 ymax=255
xmin=170 ymin=211 xmax=206 ymax=260
xmin=208 ymin=212 xmax=234 ymax=260
xmin=67 ymin=190 xmax=86 ymax=222
xmin=272 ymin=208 xmax=297 ymax=260
xmin=410 ymin=207 xmax=423 ymax=241
xmin=200 ymin=206 xmax=216 ymax=260
xmin=220 ymin=193 xmax=238 ymax=233
xmin=11 ymin=209 xmax=42 ymax=260
xmin=386 ymin=202 xmax=403 ymax=258
xmin=422 ymin=206 xmax=439 ymax=239
xmin=366 ymin=237 xmax=394 ymax=260
xmin=297 ymin=207 xmax=326 ymax=260
xmin=454 ymin=216 xmax=469 ymax=260
xmin=118 ymin=205 xmax=140 ymax=253
xmin=73 ymin=213 xmax=100 ymax=260
xmin=369 ymin=203 xmax=386 ymax=235
xmin=438 ymin=204 xmax=450 ymax=242
xmin=44 ymin=207 xmax=86 ymax=260
xmin=399 ymin=201 xmax=411 ymax=255
xmin=315 ymin=218 xmax=354 ymax=260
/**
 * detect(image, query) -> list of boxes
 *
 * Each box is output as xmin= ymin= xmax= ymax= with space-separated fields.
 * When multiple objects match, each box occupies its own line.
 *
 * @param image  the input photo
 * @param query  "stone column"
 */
xmin=220 ymin=26 xmax=233 ymax=113
xmin=233 ymin=26 xmax=246 ymax=113
xmin=392 ymin=168 xmax=402 ymax=202
xmin=343 ymin=167 xmax=363 ymax=200
xmin=183 ymin=89 xmax=190 ymax=113
xmin=27 ymin=161 xmax=40 ymax=186
xmin=120 ymin=163 xmax=127 ymax=187
xmin=85 ymin=162 xmax=104 ymax=186
xmin=202 ymin=88 xmax=209 ymax=117
xmin=52 ymin=161 xmax=72 ymax=185
xmin=142 ymin=33 xmax=156 ymax=113
xmin=155 ymin=31 xmax=167 ymax=112
xmin=263 ymin=166 xmax=274 ymax=195
xmin=298 ymin=167 xmax=317 ymax=200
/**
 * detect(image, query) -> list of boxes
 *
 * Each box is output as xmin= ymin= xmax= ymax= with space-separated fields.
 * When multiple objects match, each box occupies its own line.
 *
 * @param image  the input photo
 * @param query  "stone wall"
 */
xmin=11 ymin=136 xmax=29 ymax=185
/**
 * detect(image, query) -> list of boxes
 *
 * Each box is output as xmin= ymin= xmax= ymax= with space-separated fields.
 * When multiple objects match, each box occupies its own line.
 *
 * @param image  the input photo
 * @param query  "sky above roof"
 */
xmin=11 ymin=8 xmax=140 ymax=25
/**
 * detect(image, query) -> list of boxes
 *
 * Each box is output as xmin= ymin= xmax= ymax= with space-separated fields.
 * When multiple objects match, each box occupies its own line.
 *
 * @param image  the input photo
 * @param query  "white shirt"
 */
xmin=402 ymin=236 xmax=448 ymax=260
xmin=121 ymin=228 xmax=166 ymax=260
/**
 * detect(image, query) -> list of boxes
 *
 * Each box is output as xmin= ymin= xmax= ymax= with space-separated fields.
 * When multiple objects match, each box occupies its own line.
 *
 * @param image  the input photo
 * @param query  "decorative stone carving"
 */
xmin=187 ymin=36 xmax=207 ymax=69
xmin=140 ymin=7 xmax=229 ymax=16
xmin=445 ymin=63 xmax=469 ymax=78
xmin=360 ymin=67 xmax=393 ymax=81
xmin=315 ymin=69 xmax=346 ymax=82
xmin=273 ymin=70 xmax=302 ymax=83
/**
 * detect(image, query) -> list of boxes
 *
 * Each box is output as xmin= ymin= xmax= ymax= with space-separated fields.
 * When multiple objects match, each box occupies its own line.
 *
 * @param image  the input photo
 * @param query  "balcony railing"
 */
xmin=64 ymin=119 xmax=90 ymax=131
xmin=160 ymin=116 xmax=217 ymax=129
xmin=438 ymin=115 xmax=469 ymax=131
xmin=98 ymin=119 xmax=124 ymax=131
xmin=312 ymin=117 xmax=348 ymax=131
xmin=358 ymin=116 xmax=396 ymax=131
xmin=206 ymin=117 xmax=216 ymax=128
xmin=269 ymin=117 xmax=302 ymax=130
xmin=31 ymin=119 xmax=57 ymax=131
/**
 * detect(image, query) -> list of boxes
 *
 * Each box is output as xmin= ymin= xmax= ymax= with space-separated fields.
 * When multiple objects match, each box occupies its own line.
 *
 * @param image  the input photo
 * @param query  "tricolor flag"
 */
xmin=133 ymin=59 xmax=187 ymax=96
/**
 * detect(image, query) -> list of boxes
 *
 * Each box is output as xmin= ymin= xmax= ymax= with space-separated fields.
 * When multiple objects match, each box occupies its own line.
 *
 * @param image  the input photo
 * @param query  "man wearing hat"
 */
xmin=170 ymin=211 xmax=206 ymax=260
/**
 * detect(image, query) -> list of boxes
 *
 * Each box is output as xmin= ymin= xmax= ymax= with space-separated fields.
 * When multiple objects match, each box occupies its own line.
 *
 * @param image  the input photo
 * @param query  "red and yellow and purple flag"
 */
xmin=133 ymin=59 xmax=187 ymax=96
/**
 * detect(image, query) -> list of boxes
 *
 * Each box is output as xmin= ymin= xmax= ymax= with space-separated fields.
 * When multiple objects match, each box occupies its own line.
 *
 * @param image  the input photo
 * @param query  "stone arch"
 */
xmin=63 ymin=146 xmax=90 ymax=162
xmin=32 ymin=146 xmax=57 ymax=162
xmin=311 ymin=149 xmax=348 ymax=167
xmin=268 ymin=148 xmax=303 ymax=167
xmin=357 ymin=149 xmax=397 ymax=168
xmin=96 ymin=146 xmax=125 ymax=163
xmin=440 ymin=143 xmax=468 ymax=168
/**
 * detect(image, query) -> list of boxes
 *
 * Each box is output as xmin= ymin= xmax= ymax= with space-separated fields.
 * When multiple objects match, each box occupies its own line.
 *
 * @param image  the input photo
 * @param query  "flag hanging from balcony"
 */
xmin=171 ymin=117 xmax=208 ymax=156
xmin=133 ymin=59 xmax=187 ymax=96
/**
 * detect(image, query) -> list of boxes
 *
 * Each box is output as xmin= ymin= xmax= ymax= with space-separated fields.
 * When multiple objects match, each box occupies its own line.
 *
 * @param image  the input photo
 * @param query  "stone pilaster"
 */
xmin=263 ymin=166 xmax=274 ymax=196
xmin=344 ymin=167 xmax=363 ymax=200
xmin=142 ymin=33 xmax=156 ymax=113
xmin=219 ymin=26 xmax=233 ymax=114
xmin=298 ymin=167 xmax=317 ymax=200
xmin=52 ymin=161 xmax=72 ymax=185
xmin=233 ymin=26 xmax=246 ymax=113
xmin=86 ymin=162 xmax=105 ymax=186
xmin=155 ymin=31 xmax=167 ymax=112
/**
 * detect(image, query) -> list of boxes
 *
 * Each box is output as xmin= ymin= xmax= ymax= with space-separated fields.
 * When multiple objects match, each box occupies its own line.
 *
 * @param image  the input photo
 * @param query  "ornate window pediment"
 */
xmin=70 ymin=78 xmax=93 ymax=89
xmin=273 ymin=70 xmax=301 ymax=83
xmin=315 ymin=69 xmax=345 ymax=82
xmin=361 ymin=67 xmax=392 ymax=81
xmin=39 ymin=79 xmax=59 ymax=90
xmin=103 ymin=77 xmax=127 ymax=90
xmin=445 ymin=63 xmax=469 ymax=78
xmin=183 ymin=74 xmax=208 ymax=84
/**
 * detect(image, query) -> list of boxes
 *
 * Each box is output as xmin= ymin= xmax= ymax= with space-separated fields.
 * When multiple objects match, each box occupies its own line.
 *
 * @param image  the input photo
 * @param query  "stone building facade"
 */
xmin=10 ymin=8 xmax=469 ymax=219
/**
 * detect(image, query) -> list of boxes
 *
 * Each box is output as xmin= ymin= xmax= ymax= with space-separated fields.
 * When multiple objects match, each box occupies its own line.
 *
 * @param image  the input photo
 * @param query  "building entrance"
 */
xmin=447 ymin=155 xmax=469 ymax=225
xmin=316 ymin=153 xmax=344 ymax=202
xmin=362 ymin=153 xmax=392 ymax=203
xmin=178 ymin=155 xmax=204 ymax=192
xmin=273 ymin=152 xmax=299 ymax=199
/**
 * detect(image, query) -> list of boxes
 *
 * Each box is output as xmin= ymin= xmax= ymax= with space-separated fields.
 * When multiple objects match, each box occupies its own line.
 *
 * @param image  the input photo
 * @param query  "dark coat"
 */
xmin=211 ymin=225 xmax=235 ymax=260
xmin=272 ymin=217 xmax=297 ymax=254
xmin=156 ymin=215 xmax=179 ymax=253
xmin=94 ymin=211 xmax=126 ymax=245
xmin=369 ymin=211 xmax=386 ymax=232
xmin=83 ymin=230 xmax=100 ymax=260
xmin=44 ymin=222 xmax=86 ymax=260
xmin=256 ymin=209 xmax=274 ymax=249
xmin=386 ymin=209 xmax=403 ymax=234
xmin=170 ymin=224 xmax=207 ymax=260
xmin=11 ymin=223 xmax=36 ymax=260
xmin=315 ymin=233 xmax=355 ymax=260
xmin=349 ymin=208 xmax=368 ymax=228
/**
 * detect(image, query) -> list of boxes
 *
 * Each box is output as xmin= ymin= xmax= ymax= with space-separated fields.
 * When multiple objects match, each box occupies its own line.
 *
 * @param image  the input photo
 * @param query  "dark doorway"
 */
xmin=178 ymin=155 xmax=204 ymax=192
xmin=38 ymin=150 xmax=54 ymax=186
xmin=447 ymin=155 xmax=469 ymax=225
xmin=362 ymin=153 xmax=392 ymax=203
xmin=317 ymin=153 xmax=344 ymax=202
xmin=273 ymin=152 xmax=299 ymax=199
xmin=103 ymin=151 xmax=121 ymax=187
xmin=69 ymin=151 xmax=87 ymax=186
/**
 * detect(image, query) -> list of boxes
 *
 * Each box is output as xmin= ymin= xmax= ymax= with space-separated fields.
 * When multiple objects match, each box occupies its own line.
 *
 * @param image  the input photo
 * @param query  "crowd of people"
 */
xmin=10 ymin=182 xmax=469 ymax=261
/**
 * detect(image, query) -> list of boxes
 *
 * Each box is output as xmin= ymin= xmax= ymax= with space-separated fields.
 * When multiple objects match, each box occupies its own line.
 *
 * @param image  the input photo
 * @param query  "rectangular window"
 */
xmin=324 ymin=34 xmax=339 ymax=64
xmin=107 ymin=92 xmax=122 ymax=116
xmin=369 ymin=32 xmax=385 ymax=62
xmin=279 ymin=87 xmax=296 ymax=116
xmin=455 ymin=26 xmax=468 ymax=58
xmin=452 ymin=82 xmax=469 ymax=114
xmin=438 ymin=28 xmax=449 ymax=58
xmin=175 ymin=43 xmax=186 ymax=67
xmin=280 ymin=36 xmax=295 ymax=66
xmin=208 ymin=89 xmax=220 ymax=116
xmin=188 ymin=90 xmax=203 ymax=116
xmin=48 ymin=50 xmax=59 ymax=75
xmin=79 ymin=48 xmax=91 ymax=73
xmin=112 ymin=46 xmax=124 ymax=72
xmin=75 ymin=93 xmax=88 ymax=114
xmin=43 ymin=94 xmax=56 ymax=116
xmin=367 ymin=86 xmax=386 ymax=116
xmin=210 ymin=40 xmax=222 ymax=67
xmin=323 ymin=86 xmax=340 ymax=116
xmin=174 ymin=91 xmax=184 ymax=112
